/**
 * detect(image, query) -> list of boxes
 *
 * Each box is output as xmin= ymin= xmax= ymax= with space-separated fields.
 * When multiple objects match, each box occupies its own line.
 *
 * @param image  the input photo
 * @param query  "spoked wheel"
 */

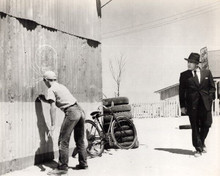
xmin=111 ymin=116 xmax=137 ymax=149
xmin=85 ymin=119 xmax=104 ymax=157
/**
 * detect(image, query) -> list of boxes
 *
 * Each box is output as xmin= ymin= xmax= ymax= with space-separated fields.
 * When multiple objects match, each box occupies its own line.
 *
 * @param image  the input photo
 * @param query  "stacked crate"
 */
xmin=102 ymin=97 xmax=139 ymax=148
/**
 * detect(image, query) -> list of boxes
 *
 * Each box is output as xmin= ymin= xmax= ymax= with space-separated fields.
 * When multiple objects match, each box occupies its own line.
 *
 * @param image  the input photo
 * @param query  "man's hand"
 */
xmin=48 ymin=125 xmax=55 ymax=137
xmin=181 ymin=107 xmax=187 ymax=114
xmin=38 ymin=94 xmax=46 ymax=101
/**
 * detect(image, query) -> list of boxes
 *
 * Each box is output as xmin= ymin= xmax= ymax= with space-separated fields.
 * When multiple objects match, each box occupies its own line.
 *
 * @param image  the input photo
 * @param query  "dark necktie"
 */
xmin=194 ymin=70 xmax=199 ymax=83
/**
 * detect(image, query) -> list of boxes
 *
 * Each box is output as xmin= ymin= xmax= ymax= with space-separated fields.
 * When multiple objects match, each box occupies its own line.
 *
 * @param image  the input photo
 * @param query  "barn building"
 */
xmin=0 ymin=0 xmax=102 ymax=174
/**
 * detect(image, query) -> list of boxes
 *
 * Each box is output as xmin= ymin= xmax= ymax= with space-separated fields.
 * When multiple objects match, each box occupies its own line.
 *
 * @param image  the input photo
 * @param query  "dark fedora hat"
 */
xmin=184 ymin=52 xmax=201 ymax=64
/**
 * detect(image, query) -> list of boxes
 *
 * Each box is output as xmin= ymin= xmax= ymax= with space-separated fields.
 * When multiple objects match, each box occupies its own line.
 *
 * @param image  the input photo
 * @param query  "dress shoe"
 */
xmin=202 ymin=146 xmax=207 ymax=153
xmin=194 ymin=151 xmax=202 ymax=157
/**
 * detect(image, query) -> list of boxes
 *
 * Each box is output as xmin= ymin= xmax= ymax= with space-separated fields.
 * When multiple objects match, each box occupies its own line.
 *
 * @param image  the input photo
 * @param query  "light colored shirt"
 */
xmin=46 ymin=82 xmax=77 ymax=111
xmin=192 ymin=68 xmax=201 ymax=83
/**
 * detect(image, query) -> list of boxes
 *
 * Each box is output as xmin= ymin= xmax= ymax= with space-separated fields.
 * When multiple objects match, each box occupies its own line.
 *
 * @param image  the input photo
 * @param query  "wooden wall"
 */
xmin=0 ymin=12 xmax=102 ymax=174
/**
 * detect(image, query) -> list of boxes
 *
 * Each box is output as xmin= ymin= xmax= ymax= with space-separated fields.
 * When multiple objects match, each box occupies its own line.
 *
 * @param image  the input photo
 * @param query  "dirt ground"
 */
xmin=2 ymin=116 xmax=220 ymax=176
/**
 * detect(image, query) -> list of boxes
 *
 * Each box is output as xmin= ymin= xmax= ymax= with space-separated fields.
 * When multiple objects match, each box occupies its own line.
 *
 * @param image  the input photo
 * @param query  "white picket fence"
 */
xmin=131 ymin=99 xmax=220 ymax=118
xmin=131 ymin=99 xmax=181 ymax=118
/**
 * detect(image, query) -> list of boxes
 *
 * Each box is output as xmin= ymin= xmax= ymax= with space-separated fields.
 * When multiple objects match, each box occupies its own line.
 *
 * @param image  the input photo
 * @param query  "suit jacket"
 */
xmin=179 ymin=69 xmax=216 ymax=111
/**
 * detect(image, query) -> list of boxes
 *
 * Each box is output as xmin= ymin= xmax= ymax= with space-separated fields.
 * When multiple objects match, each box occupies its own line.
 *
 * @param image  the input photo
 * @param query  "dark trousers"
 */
xmin=58 ymin=104 xmax=87 ymax=170
xmin=188 ymin=98 xmax=212 ymax=152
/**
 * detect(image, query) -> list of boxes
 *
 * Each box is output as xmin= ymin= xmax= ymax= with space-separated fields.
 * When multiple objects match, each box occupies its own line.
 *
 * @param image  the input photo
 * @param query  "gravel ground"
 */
xmin=2 ymin=116 xmax=220 ymax=176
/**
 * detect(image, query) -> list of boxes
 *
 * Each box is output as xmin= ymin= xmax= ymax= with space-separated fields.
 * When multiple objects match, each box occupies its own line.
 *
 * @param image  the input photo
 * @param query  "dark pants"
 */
xmin=188 ymin=98 xmax=212 ymax=152
xmin=58 ymin=104 xmax=87 ymax=170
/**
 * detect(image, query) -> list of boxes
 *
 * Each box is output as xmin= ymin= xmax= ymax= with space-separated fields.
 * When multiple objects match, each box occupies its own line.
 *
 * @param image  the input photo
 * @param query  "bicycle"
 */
xmin=85 ymin=104 xmax=137 ymax=157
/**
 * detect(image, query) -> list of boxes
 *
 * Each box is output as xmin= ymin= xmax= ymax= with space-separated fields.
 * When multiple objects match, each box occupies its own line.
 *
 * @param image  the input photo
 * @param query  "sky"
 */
xmin=101 ymin=0 xmax=220 ymax=103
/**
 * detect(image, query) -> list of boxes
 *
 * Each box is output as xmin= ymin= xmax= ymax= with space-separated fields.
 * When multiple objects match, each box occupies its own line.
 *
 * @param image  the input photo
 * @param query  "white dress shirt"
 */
xmin=192 ymin=68 xmax=201 ymax=83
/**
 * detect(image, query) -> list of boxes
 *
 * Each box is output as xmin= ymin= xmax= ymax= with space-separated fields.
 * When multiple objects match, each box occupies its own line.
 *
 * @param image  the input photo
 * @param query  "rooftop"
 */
xmin=154 ymin=83 xmax=179 ymax=93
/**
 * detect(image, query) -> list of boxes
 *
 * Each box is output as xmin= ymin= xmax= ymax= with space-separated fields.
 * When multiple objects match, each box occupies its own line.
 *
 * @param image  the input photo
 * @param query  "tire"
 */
xmin=85 ymin=120 xmax=104 ymax=157
xmin=132 ymin=139 xmax=139 ymax=149
xmin=110 ymin=116 xmax=137 ymax=149
xmin=102 ymin=97 xmax=129 ymax=107
xmin=103 ymin=118 xmax=134 ymax=133
xmin=104 ymin=120 xmax=134 ymax=126
xmin=114 ymin=111 xmax=133 ymax=119
xmin=119 ymin=136 xmax=135 ymax=142
xmin=179 ymin=125 xmax=191 ymax=129
xmin=103 ymin=112 xmax=133 ymax=123
xmin=114 ymin=124 xmax=131 ymax=131
xmin=103 ymin=104 xmax=131 ymax=113
xmin=114 ymin=129 xmax=134 ymax=136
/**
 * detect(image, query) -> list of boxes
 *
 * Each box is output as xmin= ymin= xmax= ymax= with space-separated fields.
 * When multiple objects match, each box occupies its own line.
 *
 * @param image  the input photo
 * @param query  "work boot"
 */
xmin=73 ymin=164 xmax=88 ymax=170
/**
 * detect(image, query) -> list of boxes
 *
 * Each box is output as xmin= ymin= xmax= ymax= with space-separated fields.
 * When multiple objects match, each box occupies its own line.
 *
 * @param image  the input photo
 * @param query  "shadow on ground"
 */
xmin=36 ymin=160 xmax=58 ymax=172
xmin=155 ymin=148 xmax=194 ymax=156
xmin=34 ymin=98 xmax=57 ymax=172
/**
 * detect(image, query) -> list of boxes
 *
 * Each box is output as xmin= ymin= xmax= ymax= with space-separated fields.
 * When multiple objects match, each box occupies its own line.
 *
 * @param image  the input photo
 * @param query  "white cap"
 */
xmin=43 ymin=71 xmax=57 ymax=80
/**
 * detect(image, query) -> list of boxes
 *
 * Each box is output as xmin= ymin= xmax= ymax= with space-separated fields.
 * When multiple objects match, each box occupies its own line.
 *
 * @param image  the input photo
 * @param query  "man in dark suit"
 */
xmin=179 ymin=52 xmax=216 ymax=157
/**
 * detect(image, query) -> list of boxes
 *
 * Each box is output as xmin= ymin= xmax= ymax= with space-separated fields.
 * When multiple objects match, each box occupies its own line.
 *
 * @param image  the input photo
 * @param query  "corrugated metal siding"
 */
xmin=0 ymin=14 xmax=102 ymax=103
xmin=0 ymin=13 xmax=102 ymax=174
xmin=0 ymin=0 xmax=101 ymax=42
